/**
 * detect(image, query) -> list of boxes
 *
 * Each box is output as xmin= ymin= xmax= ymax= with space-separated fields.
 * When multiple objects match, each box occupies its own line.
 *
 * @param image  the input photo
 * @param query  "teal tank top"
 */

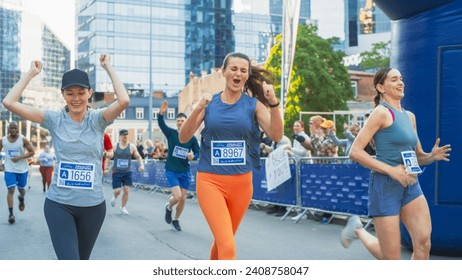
xmin=373 ymin=102 xmax=418 ymax=166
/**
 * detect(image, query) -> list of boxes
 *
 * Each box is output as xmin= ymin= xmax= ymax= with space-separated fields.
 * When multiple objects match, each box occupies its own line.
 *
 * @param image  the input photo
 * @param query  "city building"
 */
xmin=0 ymin=0 xmax=70 ymax=149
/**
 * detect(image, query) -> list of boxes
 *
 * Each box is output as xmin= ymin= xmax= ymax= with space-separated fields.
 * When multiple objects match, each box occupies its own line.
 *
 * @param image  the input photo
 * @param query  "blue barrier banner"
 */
xmin=299 ymin=163 xmax=370 ymax=215
xmin=138 ymin=162 xmax=157 ymax=185
xmin=131 ymin=161 xmax=140 ymax=182
xmin=154 ymin=160 xmax=170 ymax=188
xmin=252 ymin=159 xmax=297 ymax=205
xmin=188 ymin=161 xmax=198 ymax=192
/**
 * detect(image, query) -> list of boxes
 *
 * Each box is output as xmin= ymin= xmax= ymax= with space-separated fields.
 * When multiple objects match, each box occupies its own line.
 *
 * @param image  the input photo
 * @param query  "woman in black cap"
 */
xmin=3 ymin=54 xmax=129 ymax=260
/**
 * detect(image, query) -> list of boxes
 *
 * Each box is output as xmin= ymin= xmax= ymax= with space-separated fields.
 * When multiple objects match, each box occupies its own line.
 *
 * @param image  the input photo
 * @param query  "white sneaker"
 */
xmin=340 ymin=215 xmax=363 ymax=248
xmin=291 ymin=212 xmax=305 ymax=221
xmin=110 ymin=196 xmax=116 ymax=207
xmin=120 ymin=207 xmax=129 ymax=215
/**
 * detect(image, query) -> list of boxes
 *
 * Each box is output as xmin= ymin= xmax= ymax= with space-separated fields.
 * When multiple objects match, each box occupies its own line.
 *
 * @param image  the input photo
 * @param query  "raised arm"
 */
xmin=100 ymin=54 xmax=130 ymax=122
xmin=3 ymin=61 xmax=45 ymax=123
xmin=255 ymin=81 xmax=283 ymax=142
xmin=179 ymin=94 xmax=210 ymax=143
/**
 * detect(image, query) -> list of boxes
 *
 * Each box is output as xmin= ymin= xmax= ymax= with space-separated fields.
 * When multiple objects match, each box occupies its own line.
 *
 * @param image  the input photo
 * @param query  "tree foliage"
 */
xmin=359 ymin=40 xmax=391 ymax=70
xmin=264 ymin=24 xmax=353 ymax=136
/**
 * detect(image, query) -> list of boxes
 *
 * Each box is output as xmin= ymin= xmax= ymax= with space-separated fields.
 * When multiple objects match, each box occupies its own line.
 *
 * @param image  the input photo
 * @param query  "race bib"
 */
xmin=211 ymin=140 xmax=246 ymax=166
xmin=7 ymin=149 xmax=20 ymax=158
xmin=173 ymin=146 xmax=188 ymax=159
xmin=401 ymin=151 xmax=422 ymax=174
xmin=116 ymin=159 xmax=129 ymax=169
xmin=57 ymin=161 xmax=95 ymax=189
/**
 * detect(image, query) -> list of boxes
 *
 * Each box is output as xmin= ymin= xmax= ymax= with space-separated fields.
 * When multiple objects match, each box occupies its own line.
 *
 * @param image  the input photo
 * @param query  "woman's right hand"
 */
xmin=196 ymin=93 xmax=213 ymax=111
xmin=388 ymin=164 xmax=417 ymax=187
xmin=29 ymin=61 xmax=43 ymax=77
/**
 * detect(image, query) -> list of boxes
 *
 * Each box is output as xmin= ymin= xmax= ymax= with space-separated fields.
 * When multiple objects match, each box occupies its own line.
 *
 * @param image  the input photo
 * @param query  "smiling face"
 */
xmin=376 ymin=68 xmax=405 ymax=101
xmin=222 ymin=56 xmax=250 ymax=94
xmin=292 ymin=121 xmax=304 ymax=134
xmin=62 ymin=86 xmax=92 ymax=115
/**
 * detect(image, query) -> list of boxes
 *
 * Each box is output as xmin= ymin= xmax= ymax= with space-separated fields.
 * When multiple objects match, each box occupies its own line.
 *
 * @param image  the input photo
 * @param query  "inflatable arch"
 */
xmin=375 ymin=0 xmax=461 ymax=256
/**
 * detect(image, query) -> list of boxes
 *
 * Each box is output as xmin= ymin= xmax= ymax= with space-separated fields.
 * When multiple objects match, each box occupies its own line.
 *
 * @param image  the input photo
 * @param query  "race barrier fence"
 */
xmin=105 ymin=156 xmax=372 ymax=223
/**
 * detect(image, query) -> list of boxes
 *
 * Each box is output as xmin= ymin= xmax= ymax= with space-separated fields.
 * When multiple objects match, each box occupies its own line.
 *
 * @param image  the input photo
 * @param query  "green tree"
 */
xmin=264 ymin=24 xmax=353 ymax=136
xmin=359 ymin=40 xmax=391 ymax=70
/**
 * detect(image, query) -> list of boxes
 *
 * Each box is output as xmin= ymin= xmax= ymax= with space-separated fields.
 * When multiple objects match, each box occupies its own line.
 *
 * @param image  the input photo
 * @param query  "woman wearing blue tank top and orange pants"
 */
xmin=341 ymin=68 xmax=451 ymax=259
xmin=179 ymin=53 xmax=283 ymax=260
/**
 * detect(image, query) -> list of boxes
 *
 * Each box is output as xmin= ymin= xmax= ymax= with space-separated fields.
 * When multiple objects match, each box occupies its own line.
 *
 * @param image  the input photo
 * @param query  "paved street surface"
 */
xmin=0 ymin=166 xmax=458 ymax=260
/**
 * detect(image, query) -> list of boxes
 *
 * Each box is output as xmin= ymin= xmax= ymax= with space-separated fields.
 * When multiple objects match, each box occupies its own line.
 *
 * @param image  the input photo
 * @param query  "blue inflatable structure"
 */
xmin=375 ymin=0 xmax=461 ymax=256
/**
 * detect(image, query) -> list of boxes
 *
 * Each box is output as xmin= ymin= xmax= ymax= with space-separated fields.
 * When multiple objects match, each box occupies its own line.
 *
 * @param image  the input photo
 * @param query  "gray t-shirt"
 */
xmin=42 ymin=108 xmax=111 ymax=206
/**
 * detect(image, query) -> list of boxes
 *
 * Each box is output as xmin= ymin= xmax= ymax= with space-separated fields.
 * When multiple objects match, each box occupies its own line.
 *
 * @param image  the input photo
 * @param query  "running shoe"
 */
xmin=165 ymin=204 xmax=172 ymax=224
xmin=110 ymin=196 xmax=116 ymax=207
xmin=340 ymin=215 xmax=362 ymax=248
xmin=120 ymin=207 xmax=129 ymax=215
xmin=18 ymin=195 xmax=25 ymax=212
xmin=172 ymin=220 xmax=182 ymax=231
xmin=8 ymin=214 xmax=15 ymax=224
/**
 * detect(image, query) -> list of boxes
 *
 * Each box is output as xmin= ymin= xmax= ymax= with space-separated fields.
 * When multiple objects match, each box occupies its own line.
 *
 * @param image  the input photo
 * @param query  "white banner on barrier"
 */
xmin=265 ymin=145 xmax=291 ymax=191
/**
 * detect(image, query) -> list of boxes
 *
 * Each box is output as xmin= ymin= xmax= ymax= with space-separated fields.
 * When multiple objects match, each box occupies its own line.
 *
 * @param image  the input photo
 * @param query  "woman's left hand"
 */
xmin=431 ymin=138 xmax=451 ymax=162
xmin=262 ymin=81 xmax=278 ymax=104
xmin=99 ymin=53 xmax=111 ymax=69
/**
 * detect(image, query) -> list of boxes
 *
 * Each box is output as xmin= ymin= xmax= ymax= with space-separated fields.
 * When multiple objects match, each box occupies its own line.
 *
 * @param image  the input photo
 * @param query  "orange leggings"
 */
xmin=196 ymin=171 xmax=253 ymax=260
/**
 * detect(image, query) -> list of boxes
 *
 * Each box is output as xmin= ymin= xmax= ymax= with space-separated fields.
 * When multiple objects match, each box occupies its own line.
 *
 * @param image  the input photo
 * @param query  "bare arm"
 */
xmin=350 ymin=106 xmax=415 ymax=187
xmin=100 ymin=54 xmax=130 ymax=122
xmin=255 ymin=82 xmax=283 ymax=142
xmin=130 ymin=144 xmax=145 ymax=172
xmin=3 ymin=61 xmax=45 ymax=123
xmin=179 ymin=95 xmax=209 ymax=143
xmin=407 ymin=112 xmax=451 ymax=166
xmin=11 ymin=137 xmax=35 ymax=163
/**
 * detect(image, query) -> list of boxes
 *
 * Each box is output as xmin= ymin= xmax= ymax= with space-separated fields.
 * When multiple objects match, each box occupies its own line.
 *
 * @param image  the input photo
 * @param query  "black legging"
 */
xmin=44 ymin=198 xmax=106 ymax=260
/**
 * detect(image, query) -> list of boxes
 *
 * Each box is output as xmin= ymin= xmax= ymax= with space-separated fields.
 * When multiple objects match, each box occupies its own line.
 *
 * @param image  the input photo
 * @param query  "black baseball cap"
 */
xmin=119 ymin=129 xmax=128 ymax=135
xmin=61 ymin=69 xmax=91 ymax=90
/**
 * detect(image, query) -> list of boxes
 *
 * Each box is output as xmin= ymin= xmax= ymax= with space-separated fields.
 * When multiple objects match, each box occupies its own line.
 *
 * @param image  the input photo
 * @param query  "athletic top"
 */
xmin=373 ymin=102 xmax=418 ymax=166
xmin=42 ymin=108 xmax=110 ymax=207
xmin=2 ymin=135 xmax=29 ymax=173
xmin=112 ymin=143 xmax=132 ymax=172
xmin=37 ymin=150 xmax=55 ymax=167
xmin=158 ymin=114 xmax=199 ymax=172
xmin=198 ymin=92 xmax=262 ymax=175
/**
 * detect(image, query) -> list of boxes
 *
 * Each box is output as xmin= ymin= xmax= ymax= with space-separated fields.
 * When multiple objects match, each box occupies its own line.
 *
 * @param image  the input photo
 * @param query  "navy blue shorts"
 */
xmin=112 ymin=171 xmax=132 ymax=189
xmin=368 ymin=172 xmax=423 ymax=217
xmin=165 ymin=170 xmax=191 ymax=190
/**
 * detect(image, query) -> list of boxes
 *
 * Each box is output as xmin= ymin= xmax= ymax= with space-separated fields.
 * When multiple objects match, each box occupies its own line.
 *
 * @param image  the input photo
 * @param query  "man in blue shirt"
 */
xmin=158 ymin=101 xmax=199 ymax=231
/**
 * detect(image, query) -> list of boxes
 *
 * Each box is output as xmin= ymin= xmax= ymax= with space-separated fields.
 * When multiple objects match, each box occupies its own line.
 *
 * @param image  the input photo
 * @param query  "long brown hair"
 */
xmin=222 ymin=52 xmax=276 ymax=106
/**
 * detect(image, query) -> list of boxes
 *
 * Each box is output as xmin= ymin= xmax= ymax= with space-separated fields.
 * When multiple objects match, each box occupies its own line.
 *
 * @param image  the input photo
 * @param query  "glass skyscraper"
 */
xmin=233 ymin=0 xmax=311 ymax=63
xmin=76 ymin=0 xmax=234 ymax=95
xmin=0 ymin=0 xmax=70 ymax=123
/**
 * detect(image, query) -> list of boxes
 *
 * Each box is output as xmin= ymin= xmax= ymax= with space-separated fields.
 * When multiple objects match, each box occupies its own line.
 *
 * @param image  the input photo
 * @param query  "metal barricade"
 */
xmin=251 ymin=158 xmax=298 ymax=217
xmin=133 ymin=159 xmax=157 ymax=191
xmin=295 ymin=157 xmax=370 ymax=223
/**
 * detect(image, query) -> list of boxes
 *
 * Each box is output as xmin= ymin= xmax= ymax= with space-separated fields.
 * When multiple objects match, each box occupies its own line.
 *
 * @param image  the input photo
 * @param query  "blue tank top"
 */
xmin=373 ymin=102 xmax=418 ymax=166
xmin=198 ymin=92 xmax=262 ymax=175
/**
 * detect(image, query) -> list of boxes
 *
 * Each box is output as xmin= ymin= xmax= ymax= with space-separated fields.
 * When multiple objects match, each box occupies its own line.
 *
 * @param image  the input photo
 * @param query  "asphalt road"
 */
xmin=0 ymin=166 xmax=458 ymax=260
